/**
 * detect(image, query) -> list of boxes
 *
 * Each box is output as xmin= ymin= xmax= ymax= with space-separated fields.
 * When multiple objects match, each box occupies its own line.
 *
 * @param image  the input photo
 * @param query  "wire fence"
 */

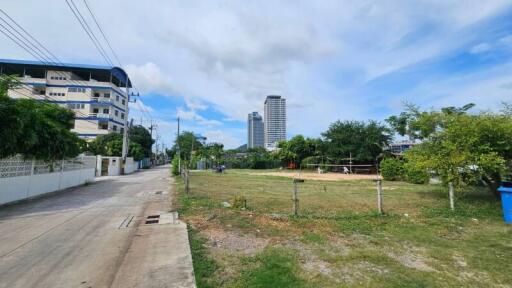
xmin=178 ymin=169 xmax=447 ymax=217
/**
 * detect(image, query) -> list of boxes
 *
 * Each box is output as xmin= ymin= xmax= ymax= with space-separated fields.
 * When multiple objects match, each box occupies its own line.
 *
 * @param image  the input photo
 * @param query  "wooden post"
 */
xmin=449 ymin=182 xmax=454 ymax=210
xmin=293 ymin=181 xmax=298 ymax=216
xmin=185 ymin=169 xmax=190 ymax=195
xmin=376 ymin=179 xmax=383 ymax=214
xmin=292 ymin=179 xmax=304 ymax=216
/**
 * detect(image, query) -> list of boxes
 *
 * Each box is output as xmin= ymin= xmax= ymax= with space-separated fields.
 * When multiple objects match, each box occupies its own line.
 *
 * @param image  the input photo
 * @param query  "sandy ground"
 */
xmin=249 ymin=171 xmax=381 ymax=181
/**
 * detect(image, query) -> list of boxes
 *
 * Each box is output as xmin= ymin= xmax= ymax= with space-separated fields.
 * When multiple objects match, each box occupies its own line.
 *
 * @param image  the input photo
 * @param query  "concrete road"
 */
xmin=0 ymin=165 xmax=195 ymax=288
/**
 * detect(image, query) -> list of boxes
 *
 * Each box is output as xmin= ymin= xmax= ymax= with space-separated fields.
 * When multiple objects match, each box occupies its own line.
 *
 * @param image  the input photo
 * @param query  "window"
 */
xmin=93 ymin=108 xmax=99 ymax=113
xmin=113 ymin=125 xmax=117 ymax=131
xmin=121 ymin=99 xmax=126 ymax=105
xmin=68 ymin=87 xmax=86 ymax=93
xmin=121 ymin=113 xmax=125 ymax=119
xmin=99 ymin=123 xmax=108 ymax=130
xmin=103 ymin=108 xmax=109 ymax=114
xmin=67 ymin=103 xmax=84 ymax=109
xmin=116 ymin=95 xmax=120 ymax=101
xmin=93 ymin=93 xmax=100 ymax=97
xmin=115 ymin=110 xmax=119 ymax=116
xmin=50 ymin=76 xmax=66 ymax=80
xmin=49 ymin=92 xmax=65 ymax=96
xmin=120 ymin=128 xmax=124 ymax=134
xmin=104 ymin=93 xmax=110 ymax=98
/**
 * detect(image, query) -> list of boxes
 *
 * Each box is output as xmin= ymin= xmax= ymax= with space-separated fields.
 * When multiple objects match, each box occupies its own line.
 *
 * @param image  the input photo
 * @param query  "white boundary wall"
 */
xmin=0 ymin=155 xmax=96 ymax=206
xmin=124 ymin=157 xmax=137 ymax=174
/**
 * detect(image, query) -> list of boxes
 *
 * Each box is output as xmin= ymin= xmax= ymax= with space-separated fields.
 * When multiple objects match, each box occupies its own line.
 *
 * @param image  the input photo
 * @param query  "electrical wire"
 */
xmin=64 ymin=0 xmax=114 ymax=66
xmin=82 ymin=0 xmax=122 ymax=67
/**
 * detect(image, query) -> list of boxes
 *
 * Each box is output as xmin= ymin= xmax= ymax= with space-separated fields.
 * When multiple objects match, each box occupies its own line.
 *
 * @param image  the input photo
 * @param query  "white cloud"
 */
xmin=203 ymin=130 xmax=244 ymax=149
xmin=2 ymin=0 xmax=512 ymax=147
xmin=176 ymin=107 xmax=222 ymax=127
xmin=470 ymin=43 xmax=492 ymax=54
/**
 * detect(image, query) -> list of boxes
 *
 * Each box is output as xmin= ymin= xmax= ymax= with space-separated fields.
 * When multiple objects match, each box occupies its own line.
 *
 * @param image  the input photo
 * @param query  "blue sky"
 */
xmin=3 ymin=1 xmax=512 ymax=148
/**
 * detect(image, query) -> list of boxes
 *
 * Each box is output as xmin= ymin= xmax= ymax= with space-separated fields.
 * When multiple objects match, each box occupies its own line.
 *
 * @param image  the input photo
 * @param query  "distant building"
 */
xmin=0 ymin=59 xmax=131 ymax=140
xmin=247 ymin=112 xmax=264 ymax=149
xmin=385 ymin=141 xmax=417 ymax=155
xmin=264 ymin=95 xmax=286 ymax=149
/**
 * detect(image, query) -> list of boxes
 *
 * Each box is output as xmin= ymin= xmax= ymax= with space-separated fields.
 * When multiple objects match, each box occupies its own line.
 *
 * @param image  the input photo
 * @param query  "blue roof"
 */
xmin=0 ymin=58 xmax=131 ymax=87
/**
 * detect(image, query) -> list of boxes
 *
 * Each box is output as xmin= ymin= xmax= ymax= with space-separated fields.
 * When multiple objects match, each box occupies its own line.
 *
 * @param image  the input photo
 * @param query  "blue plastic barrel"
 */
xmin=498 ymin=182 xmax=512 ymax=224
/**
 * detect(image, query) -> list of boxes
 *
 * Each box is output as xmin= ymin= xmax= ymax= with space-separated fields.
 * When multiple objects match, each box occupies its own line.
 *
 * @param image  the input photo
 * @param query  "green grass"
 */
xmin=187 ymin=225 xmax=218 ymax=288
xmin=234 ymin=247 xmax=307 ymax=288
xmin=175 ymin=169 xmax=512 ymax=287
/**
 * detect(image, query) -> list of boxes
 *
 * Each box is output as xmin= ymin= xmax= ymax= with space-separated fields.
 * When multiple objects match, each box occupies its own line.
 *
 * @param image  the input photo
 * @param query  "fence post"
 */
xmin=292 ymin=179 xmax=304 ymax=216
xmin=449 ymin=182 xmax=454 ymax=210
xmin=185 ymin=169 xmax=190 ymax=195
xmin=293 ymin=181 xmax=298 ymax=216
xmin=376 ymin=179 xmax=383 ymax=214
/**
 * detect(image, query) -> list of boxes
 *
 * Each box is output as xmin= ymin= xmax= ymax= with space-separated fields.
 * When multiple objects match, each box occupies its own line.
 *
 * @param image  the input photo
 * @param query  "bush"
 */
xmin=231 ymin=195 xmax=247 ymax=209
xmin=380 ymin=158 xmax=404 ymax=181
xmin=404 ymin=163 xmax=430 ymax=184
xmin=171 ymin=157 xmax=180 ymax=176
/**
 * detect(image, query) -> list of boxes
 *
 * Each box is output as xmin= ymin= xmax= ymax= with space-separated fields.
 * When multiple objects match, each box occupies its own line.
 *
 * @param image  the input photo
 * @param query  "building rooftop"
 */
xmin=264 ymin=95 xmax=283 ymax=104
xmin=0 ymin=58 xmax=132 ymax=87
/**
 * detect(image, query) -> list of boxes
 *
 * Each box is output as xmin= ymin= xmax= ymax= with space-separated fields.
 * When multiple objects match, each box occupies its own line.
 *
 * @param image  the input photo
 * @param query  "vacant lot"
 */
xmin=249 ymin=170 xmax=380 ymax=181
xmin=174 ymin=169 xmax=511 ymax=288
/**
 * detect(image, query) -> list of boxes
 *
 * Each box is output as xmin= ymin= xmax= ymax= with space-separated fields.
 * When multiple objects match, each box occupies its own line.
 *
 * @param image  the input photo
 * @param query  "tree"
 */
xmin=87 ymin=133 xmax=144 ymax=160
xmin=0 ymin=75 xmax=83 ymax=161
xmin=322 ymin=120 xmax=391 ymax=163
xmin=197 ymin=142 xmax=224 ymax=165
xmin=129 ymin=125 xmax=154 ymax=157
xmin=171 ymin=131 xmax=204 ymax=162
xmin=276 ymin=135 xmax=317 ymax=167
xmin=386 ymin=102 xmax=475 ymax=140
xmin=401 ymin=106 xmax=512 ymax=198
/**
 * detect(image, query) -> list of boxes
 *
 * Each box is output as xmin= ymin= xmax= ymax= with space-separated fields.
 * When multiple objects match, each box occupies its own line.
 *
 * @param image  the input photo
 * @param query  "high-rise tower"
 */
xmin=264 ymin=95 xmax=286 ymax=149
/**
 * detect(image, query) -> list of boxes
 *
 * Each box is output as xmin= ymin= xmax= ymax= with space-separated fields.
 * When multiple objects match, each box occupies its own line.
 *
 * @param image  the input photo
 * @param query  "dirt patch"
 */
xmin=387 ymin=251 xmax=436 ymax=272
xmin=202 ymin=228 xmax=269 ymax=255
xmin=249 ymin=171 xmax=381 ymax=181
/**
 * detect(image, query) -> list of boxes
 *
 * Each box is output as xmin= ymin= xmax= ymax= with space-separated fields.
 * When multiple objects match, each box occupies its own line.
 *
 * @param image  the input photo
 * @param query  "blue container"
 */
xmin=498 ymin=182 xmax=512 ymax=224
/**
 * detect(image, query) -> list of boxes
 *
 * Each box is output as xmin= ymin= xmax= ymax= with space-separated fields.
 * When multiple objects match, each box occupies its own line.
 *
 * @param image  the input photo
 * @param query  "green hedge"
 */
xmin=171 ymin=157 xmax=180 ymax=176
xmin=380 ymin=158 xmax=404 ymax=181
xmin=404 ymin=163 xmax=430 ymax=184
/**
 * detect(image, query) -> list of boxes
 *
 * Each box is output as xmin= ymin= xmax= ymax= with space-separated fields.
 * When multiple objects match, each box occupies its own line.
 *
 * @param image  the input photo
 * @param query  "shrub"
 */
xmin=232 ymin=195 xmax=247 ymax=209
xmin=171 ymin=157 xmax=180 ymax=176
xmin=380 ymin=158 xmax=404 ymax=181
xmin=404 ymin=163 xmax=430 ymax=184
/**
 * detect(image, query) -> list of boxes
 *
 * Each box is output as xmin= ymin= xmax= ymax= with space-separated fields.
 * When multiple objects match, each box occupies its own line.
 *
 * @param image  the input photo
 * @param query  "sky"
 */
xmin=2 ymin=1 xmax=512 ymax=149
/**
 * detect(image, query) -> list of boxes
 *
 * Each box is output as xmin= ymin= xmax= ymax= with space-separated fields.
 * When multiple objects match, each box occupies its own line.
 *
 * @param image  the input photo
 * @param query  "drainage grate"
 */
xmin=154 ymin=191 xmax=163 ymax=195
xmin=145 ymin=214 xmax=160 ymax=224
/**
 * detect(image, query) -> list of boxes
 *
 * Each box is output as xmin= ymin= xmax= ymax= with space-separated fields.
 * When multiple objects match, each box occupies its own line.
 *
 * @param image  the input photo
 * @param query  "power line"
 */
xmin=82 ymin=0 xmax=122 ymax=67
xmin=0 ymin=7 xmax=135 ymax=138
xmin=64 ymin=0 xmax=113 ymax=66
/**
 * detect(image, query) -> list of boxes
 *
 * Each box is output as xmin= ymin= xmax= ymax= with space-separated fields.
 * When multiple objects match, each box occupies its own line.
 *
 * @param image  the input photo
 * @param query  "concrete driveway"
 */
xmin=0 ymin=165 xmax=195 ymax=288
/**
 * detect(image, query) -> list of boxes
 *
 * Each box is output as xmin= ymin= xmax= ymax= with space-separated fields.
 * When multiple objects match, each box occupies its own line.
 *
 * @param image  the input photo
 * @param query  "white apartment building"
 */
xmin=0 ymin=59 xmax=131 ymax=139
xmin=264 ymin=95 xmax=286 ymax=150
xmin=247 ymin=112 xmax=264 ymax=149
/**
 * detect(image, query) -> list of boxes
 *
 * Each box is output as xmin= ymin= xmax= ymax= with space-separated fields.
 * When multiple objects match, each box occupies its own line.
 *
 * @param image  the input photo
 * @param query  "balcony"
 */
xmin=89 ymin=113 xmax=111 ymax=119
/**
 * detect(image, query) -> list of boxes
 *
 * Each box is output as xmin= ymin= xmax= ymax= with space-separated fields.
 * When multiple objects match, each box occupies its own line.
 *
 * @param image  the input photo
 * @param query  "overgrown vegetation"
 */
xmin=388 ymin=103 xmax=512 ymax=197
xmin=175 ymin=170 xmax=511 ymax=287
xmin=380 ymin=158 xmax=404 ymax=181
xmin=85 ymin=125 xmax=153 ymax=160
xmin=0 ymin=75 xmax=83 ymax=161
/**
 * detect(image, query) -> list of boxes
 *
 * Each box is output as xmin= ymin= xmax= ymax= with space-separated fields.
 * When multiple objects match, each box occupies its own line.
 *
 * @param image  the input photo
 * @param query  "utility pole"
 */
xmin=148 ymin=121 xmax=155 ymax=166
xmin=177 ymin=117 xmax=181 ymax=173
xmin=121 ymin=80 xmax=130 ymax=174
